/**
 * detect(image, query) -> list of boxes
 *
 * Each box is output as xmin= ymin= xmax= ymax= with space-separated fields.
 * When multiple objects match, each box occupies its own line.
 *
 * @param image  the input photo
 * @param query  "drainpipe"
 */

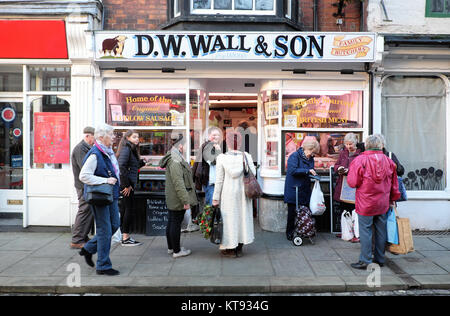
xmin=313 ymin=0 xmax=319 ymax=31
xmin=360 ymin=0 xmax=364 ymax=31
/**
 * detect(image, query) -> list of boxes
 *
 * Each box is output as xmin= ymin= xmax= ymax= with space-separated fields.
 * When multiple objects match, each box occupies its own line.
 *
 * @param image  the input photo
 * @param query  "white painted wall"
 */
xmin=367 ymin=0 xmax=450 ymax=34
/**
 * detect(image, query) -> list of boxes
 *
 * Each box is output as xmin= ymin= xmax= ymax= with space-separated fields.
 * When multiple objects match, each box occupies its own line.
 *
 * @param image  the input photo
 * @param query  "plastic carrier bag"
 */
xmin=341 ymin=210 xmax=354 ymax=241
xmin=309 ymin=180 xmax=326 ymax=215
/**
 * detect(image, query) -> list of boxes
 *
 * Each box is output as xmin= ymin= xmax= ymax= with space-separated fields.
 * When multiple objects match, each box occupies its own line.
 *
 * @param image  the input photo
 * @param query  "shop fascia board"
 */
xmin=384 ymin=46 xmax=450 ymax=59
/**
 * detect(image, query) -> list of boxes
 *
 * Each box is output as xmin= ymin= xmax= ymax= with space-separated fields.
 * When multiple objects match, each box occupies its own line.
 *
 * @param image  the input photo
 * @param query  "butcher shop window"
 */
xmin=191 ymin=0 xmax=276 ymax=15
xmin=381 ymin=76 xmax=447 ymax=191
xmin=426 ymin=0 xmax=450 ymax=17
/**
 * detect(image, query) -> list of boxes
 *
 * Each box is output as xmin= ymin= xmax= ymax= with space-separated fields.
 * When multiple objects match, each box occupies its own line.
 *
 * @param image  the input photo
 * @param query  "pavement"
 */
xmin=0 ymin=224 xmax=449 ymax=295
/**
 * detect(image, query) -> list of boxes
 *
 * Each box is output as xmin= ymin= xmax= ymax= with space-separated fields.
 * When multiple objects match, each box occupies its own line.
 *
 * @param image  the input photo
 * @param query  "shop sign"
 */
xmin=1 ymin=107 xmax=16 ymax=123
xmin=94 ymin=32 xmax=376 ymax=62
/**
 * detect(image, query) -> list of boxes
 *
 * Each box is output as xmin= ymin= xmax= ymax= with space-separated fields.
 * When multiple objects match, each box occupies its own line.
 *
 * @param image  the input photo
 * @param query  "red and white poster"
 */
xmin=34 ymin=112 xmax=70 ymax=164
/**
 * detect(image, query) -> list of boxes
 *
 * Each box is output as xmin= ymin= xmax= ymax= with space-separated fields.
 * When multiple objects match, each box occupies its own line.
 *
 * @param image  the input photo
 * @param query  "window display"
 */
xmin=113 ymin=129 xmax=185 ymax=171
xmin=281 ymin=131 xmax=362 ymax=174
xmin=106 ymin=90 xmax=187 ymax=127
xmin=282 ymin=91 xmax=363 ymax=128
xmin=261 ymin=90 xmax=279 ymax=173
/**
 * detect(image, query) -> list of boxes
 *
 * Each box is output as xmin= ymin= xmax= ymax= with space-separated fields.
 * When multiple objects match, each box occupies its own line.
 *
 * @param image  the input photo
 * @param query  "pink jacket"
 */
xmin=347 ymin=150 xmax=400 ymax=216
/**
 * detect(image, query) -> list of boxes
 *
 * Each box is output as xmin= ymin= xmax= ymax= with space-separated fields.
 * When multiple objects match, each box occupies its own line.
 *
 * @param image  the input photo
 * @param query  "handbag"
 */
xmin=242 ymin=152 xmax=262 ymax=199
xmin=387 ymin=206 xmax=414 ymax=255
xmin=210 ymin=206 xmax=223 ymax=245
xmin=85 ymin=183 xmax=114 ymax=206
xmin=339 ymin=176 xmax=356 ymax=204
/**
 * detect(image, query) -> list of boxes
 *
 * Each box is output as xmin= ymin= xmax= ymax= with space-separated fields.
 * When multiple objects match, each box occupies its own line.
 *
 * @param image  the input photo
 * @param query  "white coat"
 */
xmin=212 ymin=151 xmax=256 ymax=250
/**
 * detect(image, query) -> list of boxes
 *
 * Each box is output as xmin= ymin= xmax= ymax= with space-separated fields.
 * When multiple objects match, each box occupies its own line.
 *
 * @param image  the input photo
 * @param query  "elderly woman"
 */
xmin=347 ymin=135 xmax=400 ymax=269
xmin=212 ymin=130 xmax=256 ymax=258
xmin=79 ymin=124 xmax=120 ymax=276
xmin=333 ymin=133 xmax=362 ymax=242
xmin=284 ymin=138 xmax=320 ymax=241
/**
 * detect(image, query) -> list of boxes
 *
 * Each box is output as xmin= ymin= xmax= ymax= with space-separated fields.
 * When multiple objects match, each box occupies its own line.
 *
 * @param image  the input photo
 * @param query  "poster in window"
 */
xmin=34 ymin=112 xmax=70 ymax=164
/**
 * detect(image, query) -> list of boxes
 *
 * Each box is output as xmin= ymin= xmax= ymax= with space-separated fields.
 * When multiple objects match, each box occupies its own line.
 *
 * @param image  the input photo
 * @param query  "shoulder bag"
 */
xmin=242 ymin=152 xmax=262 ymax=199
xmin=389 ymin=152 xmax=407 ymax=202
xmin=210 ymin=206 xmax=223 ymax=245
xmin=85 ymin=183 xmax=114 ymax=206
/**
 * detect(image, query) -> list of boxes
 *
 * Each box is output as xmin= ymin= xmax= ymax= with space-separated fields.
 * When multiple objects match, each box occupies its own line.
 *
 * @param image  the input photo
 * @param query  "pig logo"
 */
xmin=100 ymin=35 xmax=128 ymax=58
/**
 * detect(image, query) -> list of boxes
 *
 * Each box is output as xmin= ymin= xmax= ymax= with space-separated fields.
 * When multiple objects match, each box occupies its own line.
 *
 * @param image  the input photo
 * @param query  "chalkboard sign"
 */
xmin=146 ymin=197 xmax=168 ymax=236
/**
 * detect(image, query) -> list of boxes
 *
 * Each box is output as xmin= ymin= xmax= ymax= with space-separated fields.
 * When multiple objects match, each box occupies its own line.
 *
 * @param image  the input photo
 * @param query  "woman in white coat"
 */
xmin=212 ymin=130 xmax=256 ymax=257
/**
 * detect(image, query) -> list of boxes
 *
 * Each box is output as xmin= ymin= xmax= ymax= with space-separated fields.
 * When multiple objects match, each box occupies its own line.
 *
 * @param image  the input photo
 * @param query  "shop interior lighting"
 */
xmin=209 ymin=100 xmax=258 ymax=104
xmin=209 ymin=93 xmax=258 ymax=97
xmin=282 ymin=90 xmax=352 ymax=96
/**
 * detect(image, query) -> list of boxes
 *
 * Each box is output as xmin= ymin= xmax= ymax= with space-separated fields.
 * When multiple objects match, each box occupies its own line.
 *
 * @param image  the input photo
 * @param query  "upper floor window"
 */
xmin=192 ymin=0 xmax=276 ymax=15
xmin=426 ymin=0 xmax=450 ymax=17
xmin=174 ymin=0 xmax=181 ymax=17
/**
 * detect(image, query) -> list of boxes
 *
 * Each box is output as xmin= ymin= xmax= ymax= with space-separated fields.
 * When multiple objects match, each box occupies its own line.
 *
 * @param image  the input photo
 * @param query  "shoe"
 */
xmin=121 ymin=237 xmax=142 ymax=246
xmin=220 ymin=249 xmax=236 ymax=258
xmin=173 ymin=248 xmax=191 ymax=258
xmin=79 ymin=248 xmax=95 ymax=267
xmin=168 ymin=247 xmax=186 ymax=255
xmin=350 ymin=237 xmax=360 ymax=243
xmin=350 ymin=261 xmax=369 ymax=270
xmin=70 ymin=243 xmax=85 ymax=249
xmin=96 ymin=268 xmax=120 ymax=276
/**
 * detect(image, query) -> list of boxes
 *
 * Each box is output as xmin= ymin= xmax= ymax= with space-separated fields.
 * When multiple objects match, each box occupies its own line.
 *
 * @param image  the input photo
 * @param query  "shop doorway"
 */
xmin=207 ymin=92 xmax=258 ymax=164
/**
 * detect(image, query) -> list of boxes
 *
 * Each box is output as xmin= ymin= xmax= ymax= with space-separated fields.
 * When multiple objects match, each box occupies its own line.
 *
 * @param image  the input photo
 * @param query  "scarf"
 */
xmin=95 ymin=140 xmax=120 ymax=184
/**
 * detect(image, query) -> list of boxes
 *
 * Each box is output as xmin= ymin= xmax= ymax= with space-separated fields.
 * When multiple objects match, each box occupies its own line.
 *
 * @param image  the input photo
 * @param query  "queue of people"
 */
xmin=71 ymin=123 xmax=402 ymax=275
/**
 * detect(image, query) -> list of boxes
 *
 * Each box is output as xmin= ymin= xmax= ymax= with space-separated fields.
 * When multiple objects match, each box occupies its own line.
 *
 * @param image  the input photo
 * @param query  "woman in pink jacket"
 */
xmin=347 ymin=134 xmax=400 ymax=269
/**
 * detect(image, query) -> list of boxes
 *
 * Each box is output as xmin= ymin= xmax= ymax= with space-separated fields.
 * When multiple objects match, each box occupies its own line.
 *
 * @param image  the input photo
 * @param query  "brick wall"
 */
xmin=102 ymin=0 xmax=167 ymax=30
xmin=300 ymin=0 xmax=366 ymax=32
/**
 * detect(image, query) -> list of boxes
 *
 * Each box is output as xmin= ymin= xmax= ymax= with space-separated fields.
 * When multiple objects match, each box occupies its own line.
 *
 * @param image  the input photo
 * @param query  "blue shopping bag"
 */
xmin=387 ymin=207 xmax=399 ymax=245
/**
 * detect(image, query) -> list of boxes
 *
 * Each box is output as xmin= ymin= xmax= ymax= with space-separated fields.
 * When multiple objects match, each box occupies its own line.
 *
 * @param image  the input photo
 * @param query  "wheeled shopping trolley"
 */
xmin=292 ymin=186 xmax=316 ymax=246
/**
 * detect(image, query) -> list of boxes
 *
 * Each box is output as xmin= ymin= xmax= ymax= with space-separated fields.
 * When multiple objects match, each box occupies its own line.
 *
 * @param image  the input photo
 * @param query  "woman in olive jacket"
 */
xmin=159 ymin=133 xmax=198 ymax=258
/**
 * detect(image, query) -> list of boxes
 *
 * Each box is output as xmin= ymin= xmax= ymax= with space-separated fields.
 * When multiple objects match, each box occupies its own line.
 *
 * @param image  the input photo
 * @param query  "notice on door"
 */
xmin=33 ymin=112 xmax=70 ymax=164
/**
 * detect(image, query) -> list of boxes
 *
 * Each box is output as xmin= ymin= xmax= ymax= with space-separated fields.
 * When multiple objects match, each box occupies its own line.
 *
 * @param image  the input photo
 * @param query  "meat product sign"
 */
xmin=94 ymin=32 xmax=376 ymax=62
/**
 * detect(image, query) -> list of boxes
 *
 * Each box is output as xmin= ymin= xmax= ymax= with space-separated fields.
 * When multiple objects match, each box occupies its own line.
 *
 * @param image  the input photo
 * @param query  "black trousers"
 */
xmin=119 ymin=190 xmax=135 ymax=235
xmin=166 ymin=209 xmax=186 ymax=253
xmin=286 ymin=203 xmax=298 ymax=239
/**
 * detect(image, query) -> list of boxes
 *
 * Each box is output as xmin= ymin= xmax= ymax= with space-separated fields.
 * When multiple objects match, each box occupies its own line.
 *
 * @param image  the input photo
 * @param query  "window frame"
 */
xmin=425 ymin=0 xmax=450 ymax=18
xmin=191 ymin=0 xmax=276 ymax=16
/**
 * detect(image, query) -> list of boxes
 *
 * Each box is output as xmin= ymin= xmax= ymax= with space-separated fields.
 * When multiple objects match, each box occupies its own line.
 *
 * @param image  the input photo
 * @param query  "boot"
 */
xmin=235 ymin=243 xmax=244 ymax=257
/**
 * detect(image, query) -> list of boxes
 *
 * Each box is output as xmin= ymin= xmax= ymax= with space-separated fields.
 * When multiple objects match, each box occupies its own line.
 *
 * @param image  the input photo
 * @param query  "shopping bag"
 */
xmin=199 ymin=205 xmax=215 ymax=239
xmin=386 ymin=207 xmax=399 ymax=244
xmin=111 ymin=228 xmax=122 ymax=245
xmin=339 ymin=176 xmax=356 ymax=204
xmin=351 ymin=210 xmax=359 ymax=239
xmin=341 ymin=210 xmax=354 ymax=241
xmin=310 ymin=180 xmax=326 ymax=215
xmin=387 ymin=206 xmax=414 ymax=255
xmin=210 ymin=207 xmax=223 ymax=245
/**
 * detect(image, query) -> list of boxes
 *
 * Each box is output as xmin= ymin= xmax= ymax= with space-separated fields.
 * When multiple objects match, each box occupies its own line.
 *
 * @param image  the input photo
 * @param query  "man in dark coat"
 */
xmin=70 ymin=126 xmax=95 ymax=249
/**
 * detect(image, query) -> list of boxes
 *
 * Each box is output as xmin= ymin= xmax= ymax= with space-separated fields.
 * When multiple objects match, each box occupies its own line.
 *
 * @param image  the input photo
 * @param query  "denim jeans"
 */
xmin=203 ymin=184 xmax=215 ymax=206
xmin=358 ymin=212 xmax=388 ymax=265
xmin=84 ymin=200 xmax=120 ymax=271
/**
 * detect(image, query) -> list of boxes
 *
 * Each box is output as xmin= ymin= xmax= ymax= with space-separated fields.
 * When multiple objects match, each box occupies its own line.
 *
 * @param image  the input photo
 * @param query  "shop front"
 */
xmin=93 ymin=30 xmax=378 ymax=234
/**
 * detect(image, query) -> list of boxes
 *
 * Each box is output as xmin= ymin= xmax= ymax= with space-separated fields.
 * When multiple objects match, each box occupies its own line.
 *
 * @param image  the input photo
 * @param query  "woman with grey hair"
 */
xmin=78 ymin=124 xmax=121 ymax=276
xmin=347 ymin=135 xmax=400 ymax=269
xmin=333 ymin=133 xmax=362 ymax=242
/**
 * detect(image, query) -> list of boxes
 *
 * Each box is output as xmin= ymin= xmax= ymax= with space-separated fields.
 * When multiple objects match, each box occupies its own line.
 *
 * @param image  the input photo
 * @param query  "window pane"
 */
xmin=236 ymin=0 xmax=253 ymax=10
xmin=261 ymin=90 xmax=279 ymax=172
xmin=282 ymin=91 xmax=363 ymax=128
xmin=431 ymin=0 xmax=444 ymax=12
xmin=256 ymin=0 xmax=274 ymax=10
xmin=0 ymin=102 xmax=23 ymax=189
xmin=0 ymin=67 xmax=22 ymax=92
xmin=29 ymin=67 xmax=71 ymax=92
xmin=446 ymin=0 xmax=450 ymax=12
xmin=382 ymin=77 xmax=446 ymax=191
xmin=106 ymin=89 xmax=187 ymax=127
xmin=30 ymin=97 xmax=70 ymax=169
xmin=214 ymin=0 xmax=232 ymax=10
xmin=193 ymin=0 xmax=211 ymax=9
